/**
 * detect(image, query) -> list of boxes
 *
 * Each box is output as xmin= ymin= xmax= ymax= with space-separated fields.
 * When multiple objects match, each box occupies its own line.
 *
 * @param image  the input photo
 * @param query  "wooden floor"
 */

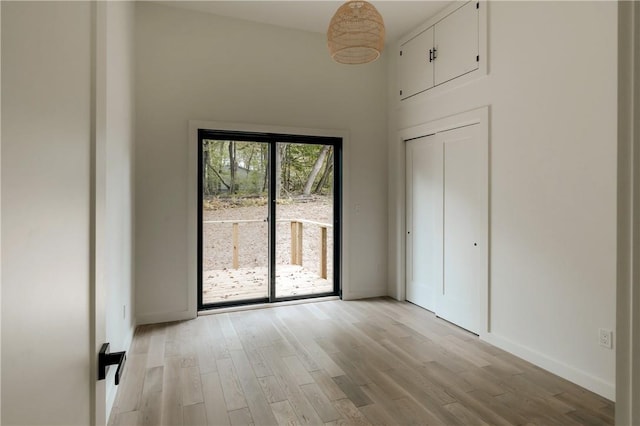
xmin=108 ymin=298 xmax=614 ymax=426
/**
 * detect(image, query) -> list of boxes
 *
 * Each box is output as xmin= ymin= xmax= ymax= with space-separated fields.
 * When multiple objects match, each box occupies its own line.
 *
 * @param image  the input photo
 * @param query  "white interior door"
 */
xmin=95 ymin=2 xmax=108 ymax=423
xmin=405 ymin=135 xmax=442 ymax=311
xmin=438 ymin=124 xmax=487 ymax=334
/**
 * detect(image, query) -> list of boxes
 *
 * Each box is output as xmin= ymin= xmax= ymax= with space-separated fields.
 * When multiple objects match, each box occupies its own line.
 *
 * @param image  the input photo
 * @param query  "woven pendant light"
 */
xmin=327 ymin=1 xmax=385 ymax=65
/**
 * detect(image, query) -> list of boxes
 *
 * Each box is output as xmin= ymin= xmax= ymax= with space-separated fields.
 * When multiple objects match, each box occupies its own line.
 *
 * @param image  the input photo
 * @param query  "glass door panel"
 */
xmin=198 ymin=131 xmax=340 ymax=310
xmin=201 ymin=139 xmax=269 ymax=305
xmin=275 ymin=142 xmax=334 ymax=299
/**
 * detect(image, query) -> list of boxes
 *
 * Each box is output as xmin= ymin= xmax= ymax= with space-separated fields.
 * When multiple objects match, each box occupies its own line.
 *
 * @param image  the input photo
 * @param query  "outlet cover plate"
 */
xmin=599 ymin=328 xmax=613 ymax=349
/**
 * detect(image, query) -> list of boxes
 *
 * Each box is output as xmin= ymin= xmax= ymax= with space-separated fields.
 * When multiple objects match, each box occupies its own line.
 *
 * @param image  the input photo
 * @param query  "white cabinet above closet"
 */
xmin=434 ymin=1 xmax=479 ymax=85
xmin=398 ymin=27 xmax=435 ymax=98
xmin=398 ymin=1 xmax=483 ymax=101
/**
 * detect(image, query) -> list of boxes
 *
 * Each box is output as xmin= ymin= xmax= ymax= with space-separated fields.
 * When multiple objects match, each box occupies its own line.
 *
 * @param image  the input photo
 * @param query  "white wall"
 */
xmin=134 ymin=3 xmax=388 ymax=323
xmin=388 ymin=1 xmax=617 ymax=399
xmin=1 ymin=2 xmax=93 ymax=424
xmin=104 ymin=1 xmax=136 ymax=417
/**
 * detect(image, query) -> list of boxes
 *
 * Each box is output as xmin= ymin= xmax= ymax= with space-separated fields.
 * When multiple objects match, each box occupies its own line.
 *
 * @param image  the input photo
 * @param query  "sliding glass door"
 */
xmin=198 ymin=130 xmax=341 ymax=309
xmin=199 ymin=140 xmax=270 ymax=305
xmin=274 ymin=142 xmax=335 ymax=299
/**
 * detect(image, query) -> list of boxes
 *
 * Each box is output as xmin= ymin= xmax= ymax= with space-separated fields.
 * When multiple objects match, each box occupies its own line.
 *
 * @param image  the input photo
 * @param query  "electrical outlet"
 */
xmin=599 ymin=328 xmax=613 ymax=349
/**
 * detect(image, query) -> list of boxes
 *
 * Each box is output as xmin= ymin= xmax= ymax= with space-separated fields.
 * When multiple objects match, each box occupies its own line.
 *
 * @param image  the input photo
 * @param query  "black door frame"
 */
xmin=197 ymin=129 xmax=342 ymax=310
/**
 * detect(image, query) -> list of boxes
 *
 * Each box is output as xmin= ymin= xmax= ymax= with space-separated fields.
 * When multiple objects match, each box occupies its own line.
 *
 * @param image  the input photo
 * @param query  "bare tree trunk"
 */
xmin=315 ymin=148 xmax=334 ymax=194
xmin=262 ymin=144 xmax=268 ymax=193
xmin=303 ymin=145 xmax=330 ymax=196
xmin=208 ymin=164 xmax=230 ymax=190
xmin=246 ymin=144 xmax=255 ymax=170
xmin=275 ymin=143 xmax=286 ymax=200
xmin=228 ymin=141 xmax=237 ymax=194
xmin=203 ymin=143 xmax=210 ymax=195
xmin=283 ymin=144 xmax=291 ymax=193
xmin=217 ymin=142 xmax=225 ymax=192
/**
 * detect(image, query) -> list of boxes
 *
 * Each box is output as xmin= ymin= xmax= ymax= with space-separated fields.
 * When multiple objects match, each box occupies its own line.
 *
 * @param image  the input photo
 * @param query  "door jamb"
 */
xmin=616 ymin=1 xmax=639 ymax=422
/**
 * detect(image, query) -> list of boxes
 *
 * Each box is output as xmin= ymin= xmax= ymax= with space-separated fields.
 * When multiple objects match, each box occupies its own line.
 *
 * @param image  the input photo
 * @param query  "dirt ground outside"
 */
xmin=202 ymin=196 xmax=335 ymax=303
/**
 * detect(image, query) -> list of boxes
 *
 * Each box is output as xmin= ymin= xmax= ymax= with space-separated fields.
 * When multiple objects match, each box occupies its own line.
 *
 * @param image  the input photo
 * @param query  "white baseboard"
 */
xmin=342 ymin=286 xmax=387 ymax=301
xmin=136 ymin=309 xmax=196 ymax=325
xmin=482 ymin=332 xmax=615 ymax=401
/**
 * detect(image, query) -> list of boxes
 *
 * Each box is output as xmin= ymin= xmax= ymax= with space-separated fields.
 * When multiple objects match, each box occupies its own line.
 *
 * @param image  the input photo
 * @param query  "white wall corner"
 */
xmin=386 ymin=38 xmax=403 ymax=302
xmin=342 ymin=285 xmax=387 ymax=301
xmin=483 ymin=332 xmax=615 ymax=401
xmin=137 ymin=309 xmax=195 ymax=326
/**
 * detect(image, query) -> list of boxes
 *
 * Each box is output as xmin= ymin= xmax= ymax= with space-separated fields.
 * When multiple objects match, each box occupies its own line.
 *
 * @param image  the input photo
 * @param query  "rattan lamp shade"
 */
xmin=327 ymin=1 xmax=385 ymax=65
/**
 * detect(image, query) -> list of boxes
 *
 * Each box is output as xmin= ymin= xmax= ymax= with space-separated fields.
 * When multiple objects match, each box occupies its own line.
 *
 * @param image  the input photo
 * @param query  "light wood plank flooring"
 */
xmin=108 ymin=298 xmax=614 ymax=425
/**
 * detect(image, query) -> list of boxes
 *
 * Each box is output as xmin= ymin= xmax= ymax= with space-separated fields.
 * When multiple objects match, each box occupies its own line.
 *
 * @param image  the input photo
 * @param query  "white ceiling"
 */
xmin=155 ymin=1 xmax=453 ymax=42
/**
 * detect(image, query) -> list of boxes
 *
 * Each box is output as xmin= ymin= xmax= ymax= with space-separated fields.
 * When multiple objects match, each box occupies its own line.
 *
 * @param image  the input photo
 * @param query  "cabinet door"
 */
xmin=398 ymin=27 xmax=434 ymax=100
xmin=434 ymin=1 xmax=479 ymax=86
xmin=437 ymin=123 xmax=487 ymax=335
xmin=405 ymin=135 xmax=443 ymax=312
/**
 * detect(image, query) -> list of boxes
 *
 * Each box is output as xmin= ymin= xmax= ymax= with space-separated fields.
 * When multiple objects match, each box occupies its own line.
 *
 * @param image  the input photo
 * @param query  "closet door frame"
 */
xmin=399 ymin=106 xmax=490 ymax=335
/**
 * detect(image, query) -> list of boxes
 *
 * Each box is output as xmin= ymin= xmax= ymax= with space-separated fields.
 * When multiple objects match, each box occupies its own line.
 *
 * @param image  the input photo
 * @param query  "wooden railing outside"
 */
xmin=291 ymin=221 xmax=303 ymax=266
xmin=202 ymin=218 xmax=332 ymax=279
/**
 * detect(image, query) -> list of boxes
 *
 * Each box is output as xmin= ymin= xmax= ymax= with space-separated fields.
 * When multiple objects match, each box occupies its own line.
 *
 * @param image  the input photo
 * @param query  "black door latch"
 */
xmin=98 ymin=343 xmax=126 ymax=385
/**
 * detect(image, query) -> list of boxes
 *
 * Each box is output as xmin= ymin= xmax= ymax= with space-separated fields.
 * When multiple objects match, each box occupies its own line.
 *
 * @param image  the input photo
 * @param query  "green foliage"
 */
xmin=202 ymin=140 xmax=333 ymax=199
xmin=202 ymin=140 xmax=269 ymax=197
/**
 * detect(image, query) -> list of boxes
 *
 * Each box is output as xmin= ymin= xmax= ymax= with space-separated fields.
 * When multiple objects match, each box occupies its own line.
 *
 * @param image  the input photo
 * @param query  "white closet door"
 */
xmin=405 ymin=135 xmax=442 ymax=311
xmin=438 ymin=123 xmax=487 ymax=334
